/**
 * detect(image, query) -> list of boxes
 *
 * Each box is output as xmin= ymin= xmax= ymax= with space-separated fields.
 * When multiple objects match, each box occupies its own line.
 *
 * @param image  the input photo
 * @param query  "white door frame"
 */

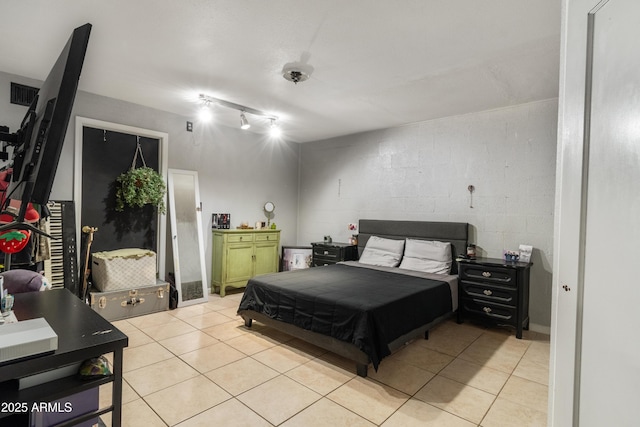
xmin=74 ymin=117 xmax=169 ymax=279
xmin=550 ymin=0 xmax=625 ymax=425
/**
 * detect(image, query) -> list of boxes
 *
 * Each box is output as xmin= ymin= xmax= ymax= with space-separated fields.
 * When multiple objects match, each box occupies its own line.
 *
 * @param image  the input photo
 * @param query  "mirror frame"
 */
xmin=167 ymin=169 xmax=209 ymax=307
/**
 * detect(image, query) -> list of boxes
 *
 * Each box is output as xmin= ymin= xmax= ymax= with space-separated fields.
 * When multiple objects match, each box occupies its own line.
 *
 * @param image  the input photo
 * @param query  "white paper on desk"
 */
xmin=519 ymin=245 xmax=533 ymax=263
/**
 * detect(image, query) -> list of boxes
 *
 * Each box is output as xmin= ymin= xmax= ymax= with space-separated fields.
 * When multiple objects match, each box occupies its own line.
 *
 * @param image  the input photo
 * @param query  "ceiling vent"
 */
xmin=10 ymin=82 xmax=39 ymax=106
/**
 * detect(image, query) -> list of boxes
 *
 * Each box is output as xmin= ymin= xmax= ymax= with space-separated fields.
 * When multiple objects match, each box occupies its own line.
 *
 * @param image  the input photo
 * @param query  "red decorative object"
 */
xmin=0 ymin=229 xmax=31 ymax=254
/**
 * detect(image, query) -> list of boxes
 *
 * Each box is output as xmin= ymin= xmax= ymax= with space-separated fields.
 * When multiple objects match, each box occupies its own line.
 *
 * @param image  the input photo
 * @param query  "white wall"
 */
xmin=0 ymin=70 xmax=300 ymax=283
xmin=298 ymin=99 xmax=557 ymax=329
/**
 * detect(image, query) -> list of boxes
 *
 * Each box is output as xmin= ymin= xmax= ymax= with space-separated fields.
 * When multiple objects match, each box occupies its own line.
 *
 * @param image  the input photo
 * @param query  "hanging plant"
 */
xmin=114 ymin=139 xmax=166 ymax=213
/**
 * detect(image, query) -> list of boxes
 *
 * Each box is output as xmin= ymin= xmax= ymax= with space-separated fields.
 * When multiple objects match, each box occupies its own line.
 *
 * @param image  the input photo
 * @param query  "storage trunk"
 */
xmin=89 ymin=281 xmax=169 ymax=321
xmin=91 ymin=248 xmax=157 ymax=292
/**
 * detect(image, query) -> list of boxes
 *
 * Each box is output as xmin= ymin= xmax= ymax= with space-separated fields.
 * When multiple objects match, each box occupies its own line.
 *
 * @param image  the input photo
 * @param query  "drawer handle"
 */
xmin=483 ymin=289 xmax=493 ymax=296
xmin=121 ymin=297 xmax=145 ymax=307
xmin=482 ymin=271 xmax=492 ymax=278
xmin=239 ymin=236 xmax=243 ymax=241
xmin=483 ymin=306 xmax=492 ymax=313
xmin=323 ymin=250 xmax=329 ymax=255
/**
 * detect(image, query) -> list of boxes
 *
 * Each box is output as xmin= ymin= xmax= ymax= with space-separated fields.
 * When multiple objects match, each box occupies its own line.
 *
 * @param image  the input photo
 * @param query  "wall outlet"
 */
xmin=186 ymin=121 xmax=193 ymax=132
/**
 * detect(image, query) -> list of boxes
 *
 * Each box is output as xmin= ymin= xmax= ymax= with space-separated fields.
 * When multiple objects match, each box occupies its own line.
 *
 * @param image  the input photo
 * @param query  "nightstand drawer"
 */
xmin=461 ymin=298 xmax=516 ymax=322
xmin=313 ymin=246 xmax=342 ymax=259
xmin=459 ymin=264 xmax=517 ymax=286
xmin=312 ymin=258 xmax=338 ymax=267
xmin=460 ymin=282 xmax=516 ymax=305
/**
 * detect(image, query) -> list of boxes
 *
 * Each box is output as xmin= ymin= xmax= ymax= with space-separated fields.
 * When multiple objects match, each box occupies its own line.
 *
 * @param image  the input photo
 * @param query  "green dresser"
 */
xmin=211 ymin=229 xmax=280 ymax=297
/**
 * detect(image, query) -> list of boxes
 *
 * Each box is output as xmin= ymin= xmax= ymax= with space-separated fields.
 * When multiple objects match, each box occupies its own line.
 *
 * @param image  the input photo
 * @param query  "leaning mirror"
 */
xmin=167 ymin=169 xmax=208 ymax=306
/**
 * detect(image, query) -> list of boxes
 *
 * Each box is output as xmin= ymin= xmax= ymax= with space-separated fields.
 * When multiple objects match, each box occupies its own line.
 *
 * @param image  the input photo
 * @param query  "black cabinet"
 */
xmin=311 ymin=242 xmax=358 ymax=267
xmin=457 ymin=257 xmax=532 ymax=338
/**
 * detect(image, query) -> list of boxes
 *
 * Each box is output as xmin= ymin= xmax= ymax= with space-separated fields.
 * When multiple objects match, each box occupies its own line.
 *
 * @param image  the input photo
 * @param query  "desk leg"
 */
xmin=112 ymin=349 xmax=124 ymax=427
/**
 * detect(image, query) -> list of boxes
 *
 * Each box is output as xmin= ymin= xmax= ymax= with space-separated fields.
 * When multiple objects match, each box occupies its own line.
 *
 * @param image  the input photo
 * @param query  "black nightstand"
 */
xmin=311 ymin=242 xmax=359 ymax=267
xmin=457 ymin=257 xmax=532 ymax=338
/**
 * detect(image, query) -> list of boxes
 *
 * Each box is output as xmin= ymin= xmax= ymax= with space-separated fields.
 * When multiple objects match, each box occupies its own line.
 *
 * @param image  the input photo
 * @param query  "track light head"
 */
xmin=198 ymin=101 xmax=212 ymax=122
xmin=269 ymin=119 xmax=282 ymax=138
xmin=240 ymin=112 xmax=250 ymax=130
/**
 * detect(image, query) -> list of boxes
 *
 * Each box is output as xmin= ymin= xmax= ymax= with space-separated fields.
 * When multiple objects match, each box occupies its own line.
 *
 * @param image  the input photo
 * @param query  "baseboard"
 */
xmin=529 ymin=322 xmax=551 ymax=336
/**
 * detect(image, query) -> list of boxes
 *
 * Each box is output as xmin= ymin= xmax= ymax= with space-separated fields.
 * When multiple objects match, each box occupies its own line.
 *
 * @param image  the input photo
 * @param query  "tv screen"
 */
xmin=8 ymin=23 xmax=92 ymax=210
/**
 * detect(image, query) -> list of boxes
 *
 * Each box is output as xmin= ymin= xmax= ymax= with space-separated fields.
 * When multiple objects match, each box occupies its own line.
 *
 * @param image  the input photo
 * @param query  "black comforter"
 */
xmin=237 ymin=263 xmax=452 ymax=369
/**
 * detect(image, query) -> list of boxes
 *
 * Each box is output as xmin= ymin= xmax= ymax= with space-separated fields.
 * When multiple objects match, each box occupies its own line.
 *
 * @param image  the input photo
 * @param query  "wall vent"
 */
xmin=10 ymin=82 xmax=39 ymax=107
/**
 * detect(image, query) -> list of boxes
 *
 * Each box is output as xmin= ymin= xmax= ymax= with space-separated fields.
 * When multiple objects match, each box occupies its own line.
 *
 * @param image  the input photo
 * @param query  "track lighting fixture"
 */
xmin=198 ymin=94 xmax=279 ymax=134
xmin=240 ymin=112 xmax=250 ymax=130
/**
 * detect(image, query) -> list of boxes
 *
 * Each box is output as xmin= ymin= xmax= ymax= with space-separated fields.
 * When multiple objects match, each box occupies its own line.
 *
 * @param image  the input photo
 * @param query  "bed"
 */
xmin=237 ymin=220 xmax=468 ymax=377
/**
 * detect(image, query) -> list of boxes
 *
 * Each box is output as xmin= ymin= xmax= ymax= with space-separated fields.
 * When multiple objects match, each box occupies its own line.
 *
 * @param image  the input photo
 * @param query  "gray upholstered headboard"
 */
xmin=357 ymin=220 xmax=469 ymax=274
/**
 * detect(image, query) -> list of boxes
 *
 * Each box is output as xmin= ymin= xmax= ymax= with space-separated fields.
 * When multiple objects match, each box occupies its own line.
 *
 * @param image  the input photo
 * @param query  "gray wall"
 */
xmin=0 ymin=70 xmax=300 ymax=284
xmin=298 ymin=99 xmax=557 ymax=330
xmin=1 ymin=68 xmax=556 ymax=328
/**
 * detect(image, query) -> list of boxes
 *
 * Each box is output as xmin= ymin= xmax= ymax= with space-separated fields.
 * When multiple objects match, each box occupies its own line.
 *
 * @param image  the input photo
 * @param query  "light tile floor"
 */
xmin=99 ymin=291 xmax=550 ymax=426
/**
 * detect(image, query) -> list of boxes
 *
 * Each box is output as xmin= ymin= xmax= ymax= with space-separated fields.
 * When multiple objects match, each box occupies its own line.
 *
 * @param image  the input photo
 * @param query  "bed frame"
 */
xmin=239 ymin=219 xmax=469 ymax=377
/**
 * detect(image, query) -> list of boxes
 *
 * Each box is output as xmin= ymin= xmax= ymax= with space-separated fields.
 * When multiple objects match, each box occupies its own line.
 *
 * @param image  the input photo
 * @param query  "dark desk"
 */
xmin=0 ymin=289 xmax=128 ymax=426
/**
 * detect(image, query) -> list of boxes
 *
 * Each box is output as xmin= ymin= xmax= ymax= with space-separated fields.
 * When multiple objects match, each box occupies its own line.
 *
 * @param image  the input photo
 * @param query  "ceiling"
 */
xmin=0 ymin=1 xmax=561 ymax=143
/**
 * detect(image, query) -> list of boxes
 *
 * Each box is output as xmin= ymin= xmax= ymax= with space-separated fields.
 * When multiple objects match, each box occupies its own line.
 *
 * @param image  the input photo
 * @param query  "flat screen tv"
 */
xmin=1 ymin=23 xmax=92 ymax=223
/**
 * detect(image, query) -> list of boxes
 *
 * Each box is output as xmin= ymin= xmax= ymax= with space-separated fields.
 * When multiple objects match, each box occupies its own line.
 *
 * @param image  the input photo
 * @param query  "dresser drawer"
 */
xmin=460 ymin=298 xmax=516 ymax=322
xmin=227 ymin=233 xmax=254 ymax=243
xmin=459 ymin=264 xmax=517 ymax=287
xmin=460 ymin=281 xmax=516 ymax=305
xmin=255 ymin=233 xmax=279 ymax=242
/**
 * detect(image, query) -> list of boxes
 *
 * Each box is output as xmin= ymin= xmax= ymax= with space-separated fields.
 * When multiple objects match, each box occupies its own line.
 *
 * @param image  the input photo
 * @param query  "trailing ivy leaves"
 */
xmin=115 ymin=166 xmax=166 ymax=214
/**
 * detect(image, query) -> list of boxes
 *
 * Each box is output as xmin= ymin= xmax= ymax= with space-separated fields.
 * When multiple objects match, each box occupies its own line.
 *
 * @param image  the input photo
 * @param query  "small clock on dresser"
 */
xmin=457 ymin=257 xmax=532 ymax=339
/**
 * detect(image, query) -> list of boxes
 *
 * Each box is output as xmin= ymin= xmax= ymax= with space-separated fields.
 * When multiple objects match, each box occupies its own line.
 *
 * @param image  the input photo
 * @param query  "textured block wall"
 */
xmin=298 ymin=99 xmax=557 ymax=329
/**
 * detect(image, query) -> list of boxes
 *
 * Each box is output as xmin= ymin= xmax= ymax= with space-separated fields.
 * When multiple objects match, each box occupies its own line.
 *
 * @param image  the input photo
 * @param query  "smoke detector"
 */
xmin=282 ymin=63 xmax=312 ymax=84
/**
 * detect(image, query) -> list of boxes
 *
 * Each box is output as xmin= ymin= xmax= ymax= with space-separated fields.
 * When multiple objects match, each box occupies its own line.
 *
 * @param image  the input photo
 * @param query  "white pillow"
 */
xmin=399 ymin=239 xmax=452 ymax=274
xmin=358 ymin=236 xmax=405 ymax=267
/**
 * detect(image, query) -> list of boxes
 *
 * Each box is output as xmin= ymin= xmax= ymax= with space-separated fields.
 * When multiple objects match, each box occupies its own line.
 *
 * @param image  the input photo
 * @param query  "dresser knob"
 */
xmin=483 ymin=289 xmax=493 ymax=296
xmin=324 ymin=250 xmax=329 ymax=255
xmin=483 ymin=306 xmax=492 ymax=313
xmin=482 ymin=271 xmax=492 ymax=278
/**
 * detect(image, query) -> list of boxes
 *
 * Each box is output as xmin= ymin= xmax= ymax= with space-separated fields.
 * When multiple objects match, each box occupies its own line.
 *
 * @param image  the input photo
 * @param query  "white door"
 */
xmin=551 ymin=0 xmax=640 ymax=425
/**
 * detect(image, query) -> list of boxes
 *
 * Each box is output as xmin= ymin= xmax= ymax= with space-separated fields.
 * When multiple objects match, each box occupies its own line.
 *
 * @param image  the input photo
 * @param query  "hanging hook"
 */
xmin=467 ymin=185 xmax=475 ymax=208
xmin=131 ymin=136 xmax=147 ymax=169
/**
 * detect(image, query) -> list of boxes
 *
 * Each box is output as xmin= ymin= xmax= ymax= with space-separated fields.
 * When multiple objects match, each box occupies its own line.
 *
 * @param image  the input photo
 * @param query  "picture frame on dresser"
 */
xmin=281 ymin=246 xmax=312 ymax=271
